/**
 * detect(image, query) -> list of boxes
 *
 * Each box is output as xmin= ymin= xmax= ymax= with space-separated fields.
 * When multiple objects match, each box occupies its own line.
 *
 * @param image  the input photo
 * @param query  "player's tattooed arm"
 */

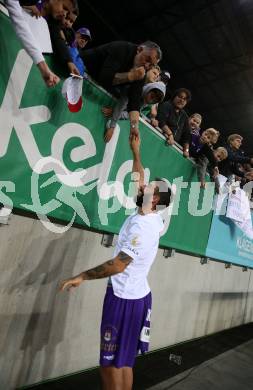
xmin=80 ymin=251 xmax=133 ymax=280
xmin=59 ymin=252 xmax=133 ymax=291
xmin=117 ymin=251 xmax=133 ymax=265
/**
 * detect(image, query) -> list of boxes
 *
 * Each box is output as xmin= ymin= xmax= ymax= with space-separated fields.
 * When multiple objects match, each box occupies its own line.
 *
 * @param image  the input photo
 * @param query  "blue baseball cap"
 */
xmin=76 ymin=27 xmax=92 ymax=40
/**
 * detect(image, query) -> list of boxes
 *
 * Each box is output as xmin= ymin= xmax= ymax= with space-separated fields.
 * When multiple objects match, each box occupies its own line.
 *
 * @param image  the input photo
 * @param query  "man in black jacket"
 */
xmin=157 ymin=88 xmax=191 ymax=157
xmin=219 ymin=134 xmax=253 ymax=178
xmin=80 ymin=40 xmax=162 ymax=139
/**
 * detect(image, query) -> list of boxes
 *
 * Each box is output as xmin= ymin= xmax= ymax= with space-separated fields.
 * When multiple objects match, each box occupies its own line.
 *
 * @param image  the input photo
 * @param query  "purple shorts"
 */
xmin=100 ymin=286 xmax=152 ymax=368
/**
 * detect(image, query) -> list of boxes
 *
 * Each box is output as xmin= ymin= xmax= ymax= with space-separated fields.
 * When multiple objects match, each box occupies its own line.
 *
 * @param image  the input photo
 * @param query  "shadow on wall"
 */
xmin=174 ymin=289 xmax=252 ymax=343
xmin=0 ymin=231 xmax=84 ymax=389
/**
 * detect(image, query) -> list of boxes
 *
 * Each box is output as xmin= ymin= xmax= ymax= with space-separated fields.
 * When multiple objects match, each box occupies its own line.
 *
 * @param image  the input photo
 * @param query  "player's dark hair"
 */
xmin=154 ymin=178 xmax=171 ymax=207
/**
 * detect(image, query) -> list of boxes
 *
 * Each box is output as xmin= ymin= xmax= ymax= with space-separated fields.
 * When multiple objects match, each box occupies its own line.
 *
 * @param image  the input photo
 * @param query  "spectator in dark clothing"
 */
xmin=191 ymin=128 xmax=223 ymax=190
xmin=149 ymin=70 xmax=170 ymax=128
xmin=47 ymin=0 xmax=80 ymax=75
xmin=156 ymin=88 xmax=191 ymax=157
xmin=102 ymin=65 xmax=161 ymax=142
xmin=219 ymin=134 xmax=253 ymax=179
xmin=102 ymin=81 xmax=166 ymax=143
xmin=60 ymin=7 xmax=79 ymax=45
xmin=190 ymin=125 xmax=217 ymax=157
xmin=191 ymin=128 xmax=219 ymax=165
xmin=189 ymin=113 xmax=202 ymax=155
xmin=47 ymin=17 xmax=80 ymax=75
xmin=20 ymin=0 xmax=68 ymax=19
xmin=80 ymin=40 xmax=162 ymax=139
xmin=60 ymin=12 xmax=91 ymax=76
xmin=198 ymin=147 xmax=228 ymax=192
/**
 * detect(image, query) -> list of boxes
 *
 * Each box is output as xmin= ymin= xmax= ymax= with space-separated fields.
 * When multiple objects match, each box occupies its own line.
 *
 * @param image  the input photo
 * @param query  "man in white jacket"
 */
xmin=4 ymin=0 xmax=60 ymax=87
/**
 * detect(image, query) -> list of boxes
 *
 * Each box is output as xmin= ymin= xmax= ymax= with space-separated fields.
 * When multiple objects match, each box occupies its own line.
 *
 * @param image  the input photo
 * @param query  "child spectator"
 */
xmin=145 ymin=64 xmax=160 ymax=83
xmin=192 ymin=128 xmax=222 ymax=189
xmin=141 ymin=82 xmax=165 ymax=117
xmin=190 ymin=127 xmax=217 ymax=157
xmin=197 ymin=146 xmax=228 ymax=191
xmin=189 ymin=113 xmax=203 ymax=156
xmin=149 ymin=70 xmax=170 ymax=128
xmin=140 ymin=65 xmax=160 ymax=117
xmin=103 ymin=81 xmax=166 ymax=142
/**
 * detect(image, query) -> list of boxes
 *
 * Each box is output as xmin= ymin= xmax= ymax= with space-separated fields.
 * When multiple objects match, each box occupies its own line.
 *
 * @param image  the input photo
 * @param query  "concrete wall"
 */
xmin=0 ymin=214 xmax=252 ymax=389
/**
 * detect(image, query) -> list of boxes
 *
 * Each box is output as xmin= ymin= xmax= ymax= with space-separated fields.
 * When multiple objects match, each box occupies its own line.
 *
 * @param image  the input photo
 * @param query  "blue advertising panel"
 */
xmin=206 ymin=197 xmax=253 ymax=267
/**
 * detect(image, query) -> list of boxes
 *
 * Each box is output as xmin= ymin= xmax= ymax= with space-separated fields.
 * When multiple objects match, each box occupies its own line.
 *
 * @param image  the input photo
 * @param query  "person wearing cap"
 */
xmin=64 ymin=27 xmax=91 ymax=75
xmin=80 ymin=40 xmax=162 ymax=140
xmin=61 ymin=25 xmax=91 ymax=111
xmin=103 ymin=80 xmax=165 ymax=143
xmin=62 ymin=26 xmax=91 ymax=76
xmin=74 ymin=27 xmax=91 ymax=50
xmin=140 ymin=82 xmax=165 ymax=118
xmin=59 ymin=134 xmax=172 ymax=390
xmin=157 ymin=88 xmax=192 ymax=157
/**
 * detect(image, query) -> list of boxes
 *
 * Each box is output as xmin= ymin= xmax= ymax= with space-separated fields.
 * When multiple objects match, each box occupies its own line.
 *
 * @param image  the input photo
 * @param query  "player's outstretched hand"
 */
xmin=59 ymin=275 xmax=83 ymax=292
xmin=129 ymin=133 xmax=140 ymax=153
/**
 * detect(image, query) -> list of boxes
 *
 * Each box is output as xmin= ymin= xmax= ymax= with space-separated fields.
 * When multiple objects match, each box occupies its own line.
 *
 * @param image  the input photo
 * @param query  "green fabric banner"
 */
xmin=0 ymin=10 xmax=213 ymax=255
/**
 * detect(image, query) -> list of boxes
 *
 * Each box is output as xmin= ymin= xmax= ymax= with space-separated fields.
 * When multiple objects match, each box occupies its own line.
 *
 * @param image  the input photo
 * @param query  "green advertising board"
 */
xmin=0 ymin=9 xmax=213 ymax=256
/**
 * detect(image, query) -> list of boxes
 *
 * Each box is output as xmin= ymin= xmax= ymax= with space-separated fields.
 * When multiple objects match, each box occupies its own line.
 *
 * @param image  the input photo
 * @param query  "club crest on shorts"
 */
xmin=104 ymin=329 xmax=112 ymax=342
xmin=103 ymin=325 xmax=118 ymax=342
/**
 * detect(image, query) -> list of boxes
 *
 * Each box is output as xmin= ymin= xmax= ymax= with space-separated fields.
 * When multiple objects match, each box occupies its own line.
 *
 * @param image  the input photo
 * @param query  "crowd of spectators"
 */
xmin=3 ymin=0 xmax=253 ymax=191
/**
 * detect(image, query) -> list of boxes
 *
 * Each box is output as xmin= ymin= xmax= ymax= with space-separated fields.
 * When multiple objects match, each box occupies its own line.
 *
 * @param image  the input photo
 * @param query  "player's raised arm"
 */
xmin=129 ymin=134 xmax=144 ymax=190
